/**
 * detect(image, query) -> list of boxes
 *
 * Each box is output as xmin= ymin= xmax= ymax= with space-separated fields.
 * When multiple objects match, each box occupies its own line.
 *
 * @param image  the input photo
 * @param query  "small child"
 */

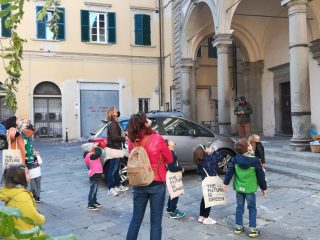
xmin=193 ymin=144 xmax=223 ymax=225
xmin=84 ymin=144 xmax=103 ymax=211
xmin=248 ymin=134 xmax=265 ymax=170
xmin=223 ymin=139 xmax=267 ymax=238
xmin=0 ymin=164 xmax=45 ymax=235
xmin=22 ymin=122 xmax=42 ymax=203
xmin=165 ymin=139 xmax=185 ymax=219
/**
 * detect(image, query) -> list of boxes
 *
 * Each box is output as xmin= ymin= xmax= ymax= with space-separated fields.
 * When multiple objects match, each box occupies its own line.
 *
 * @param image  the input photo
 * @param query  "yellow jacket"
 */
xmin=0 ymin=186 xmax=45 ymax=239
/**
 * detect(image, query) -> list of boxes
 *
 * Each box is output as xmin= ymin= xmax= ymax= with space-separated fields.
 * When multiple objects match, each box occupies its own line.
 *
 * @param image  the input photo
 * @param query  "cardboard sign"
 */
xmin=2 ymin=149 xmax=22 ymax=173
xmin=166 ymin=171 xmax=184 ymax=199
xmin=202 ymin=175 xmax=226 ymax=208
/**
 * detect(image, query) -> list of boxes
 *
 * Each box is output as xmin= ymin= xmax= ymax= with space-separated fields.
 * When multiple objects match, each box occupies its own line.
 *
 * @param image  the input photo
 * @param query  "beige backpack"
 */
xmin=127 ymin=135 xmax=154 ymax=186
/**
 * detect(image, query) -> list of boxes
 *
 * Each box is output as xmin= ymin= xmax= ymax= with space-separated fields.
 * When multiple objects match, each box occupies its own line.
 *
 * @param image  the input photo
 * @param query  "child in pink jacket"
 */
xmin=84 ymin=145 xmax=103 ymax=211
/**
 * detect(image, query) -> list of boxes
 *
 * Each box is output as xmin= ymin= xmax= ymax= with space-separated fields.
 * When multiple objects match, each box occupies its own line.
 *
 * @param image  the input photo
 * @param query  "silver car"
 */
xmin=146 ymin=112 xmax=236 ymax=174
xmin=88 ymin=112 xmax=236 ymax=184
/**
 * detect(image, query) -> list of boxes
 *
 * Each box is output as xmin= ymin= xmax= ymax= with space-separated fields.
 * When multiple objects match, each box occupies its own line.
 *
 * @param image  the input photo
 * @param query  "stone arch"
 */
xmin=181 ymin=1 xmax=216 ymax=59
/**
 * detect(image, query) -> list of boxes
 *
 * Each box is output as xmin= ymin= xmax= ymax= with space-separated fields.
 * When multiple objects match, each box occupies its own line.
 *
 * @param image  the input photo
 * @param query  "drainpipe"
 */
xmin=158 ymin=0 xmax=164 ymax=109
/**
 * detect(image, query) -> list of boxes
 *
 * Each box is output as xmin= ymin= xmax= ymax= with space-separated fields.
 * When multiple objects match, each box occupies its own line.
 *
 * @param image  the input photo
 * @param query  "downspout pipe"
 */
xmin=158 ymin=0 xmax=164 ymax=108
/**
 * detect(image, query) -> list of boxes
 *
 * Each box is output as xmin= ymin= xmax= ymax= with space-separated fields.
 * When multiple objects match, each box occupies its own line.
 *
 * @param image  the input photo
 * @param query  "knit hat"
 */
xmin=236 ymin=96 xmax=246 ymax=101
xmin=4 ymin=116 xmax=17 ymax=130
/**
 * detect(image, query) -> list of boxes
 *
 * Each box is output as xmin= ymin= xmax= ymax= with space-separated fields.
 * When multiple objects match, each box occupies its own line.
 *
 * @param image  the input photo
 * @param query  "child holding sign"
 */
xmin=165 ymin=139 xmax=185 ymax=219
xmin=223 ymin=139 xmax=267 ymax=238
xmin=193 ymin=144 xmax=223 ymax=225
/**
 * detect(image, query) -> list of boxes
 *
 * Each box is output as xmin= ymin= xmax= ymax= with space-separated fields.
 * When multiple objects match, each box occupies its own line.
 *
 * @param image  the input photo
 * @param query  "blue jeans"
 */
xmin=107 ymin=158 xmax=121 ymax=189
xmin=126 ymin=183 xmax=166 ymax=240
xmin=236 ymin=192 xmax=257 ymax=228
xmin=88 ymin=178 xmax=99 ymax=206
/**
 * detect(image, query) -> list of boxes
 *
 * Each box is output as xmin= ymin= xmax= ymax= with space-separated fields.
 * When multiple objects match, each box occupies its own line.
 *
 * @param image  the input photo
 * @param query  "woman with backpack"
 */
xmin=126 ymin=112 xmax=173 ymax=240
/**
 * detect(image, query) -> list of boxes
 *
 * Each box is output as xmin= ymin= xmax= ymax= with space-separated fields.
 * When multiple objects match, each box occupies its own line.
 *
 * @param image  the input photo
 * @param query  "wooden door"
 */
xmin=281 ymin=82 xmax=292 ymax=135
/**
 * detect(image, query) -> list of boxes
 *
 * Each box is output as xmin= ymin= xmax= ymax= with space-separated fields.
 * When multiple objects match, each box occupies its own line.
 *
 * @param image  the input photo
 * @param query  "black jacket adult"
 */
xmin=107 ymin=121 xmax=125 ymax=150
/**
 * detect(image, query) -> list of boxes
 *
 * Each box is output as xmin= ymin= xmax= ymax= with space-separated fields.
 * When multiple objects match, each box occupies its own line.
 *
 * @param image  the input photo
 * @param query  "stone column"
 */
xmin=181 ymin=58 xmax=194 ymax=120
xmin=281 ymin=0 xmax=311 ymax=150
xmin=213 ymin=34 xmax=232 ymax=135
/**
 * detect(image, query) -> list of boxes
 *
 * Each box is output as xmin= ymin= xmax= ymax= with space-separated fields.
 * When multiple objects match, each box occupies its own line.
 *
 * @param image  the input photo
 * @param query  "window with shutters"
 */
xmin=134 ymin=14 xmax=151 ymax=46
xmin=81 ymin=10 xmax=116 ymax=44
xmin=36 ymin=6 xmax=65 ymax=40
xmin=138 ymin=98 xmax=150 ymax=113
xmin=0 ymin=4 xmax=11 ymax=37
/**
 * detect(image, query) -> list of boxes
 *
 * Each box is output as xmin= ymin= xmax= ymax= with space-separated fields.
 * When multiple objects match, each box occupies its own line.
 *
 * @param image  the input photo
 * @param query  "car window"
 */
xmin=162 ymin=117 xmax=199 ymax=136
xmin=97 ymin=126 xmax=108 ymax=138
xmin=193 ymin=124 xmax=215 ymax=137
xmin=148 ymin=118 xmax=159 ymax=132
xmin=90 ymin=122 xmax=106 ymax=135
xmin=120 ymin=120 xmax=128 ymax=131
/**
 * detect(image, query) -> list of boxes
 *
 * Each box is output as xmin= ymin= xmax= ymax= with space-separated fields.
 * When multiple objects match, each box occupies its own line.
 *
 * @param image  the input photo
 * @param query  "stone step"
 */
xmin=266 ymin=163 xmax=320 ymax=183
xmin=265 ymin=147 xmax=320 ymax=163
xmin=266 ymin=155 xmax=320 ymax=173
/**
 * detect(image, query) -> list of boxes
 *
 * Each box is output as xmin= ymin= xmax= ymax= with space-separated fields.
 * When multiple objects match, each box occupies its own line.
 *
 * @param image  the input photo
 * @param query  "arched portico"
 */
xmin=173 ymin=0 xmax=320 ymax=145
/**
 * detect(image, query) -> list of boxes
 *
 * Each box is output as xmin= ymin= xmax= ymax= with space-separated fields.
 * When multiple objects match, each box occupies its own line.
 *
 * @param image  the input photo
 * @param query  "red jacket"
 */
xmin=129 ymin=132 xmax=173 ymax=182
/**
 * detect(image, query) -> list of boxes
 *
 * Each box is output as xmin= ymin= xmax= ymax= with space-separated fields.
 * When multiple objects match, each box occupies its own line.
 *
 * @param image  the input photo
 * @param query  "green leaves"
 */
xmin=0 ymin=207 xmax=77 ymax=239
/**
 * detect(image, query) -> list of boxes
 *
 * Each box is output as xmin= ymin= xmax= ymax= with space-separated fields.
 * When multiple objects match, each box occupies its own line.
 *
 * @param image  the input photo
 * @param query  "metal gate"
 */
xmin=34 ymin=97 xmax=62 ymax=138
xmin=33 ymin=82 xmax=62 ymax=138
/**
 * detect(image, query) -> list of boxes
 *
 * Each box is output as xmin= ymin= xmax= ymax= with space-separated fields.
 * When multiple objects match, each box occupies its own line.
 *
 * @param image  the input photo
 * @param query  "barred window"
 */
xmin=138 ymin=98 xmax=150 ymax=113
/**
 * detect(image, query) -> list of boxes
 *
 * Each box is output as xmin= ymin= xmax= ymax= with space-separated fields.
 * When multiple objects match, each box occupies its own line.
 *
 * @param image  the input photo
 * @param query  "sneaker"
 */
xmin=198 ymin=216 xmax=204 ymax=223
xmin=115 ymin=185 xmax=129 ymax=192
xmin=87 ymin=205 xmax=99 ymax=211
xmin=93 ymin=202 xmax=103 ymax=208
xmin=35 ymin=197 xmax=41 ymax=203
xmin=107 ymin=188 xmax=118 ymax=196
xmin=202 ymin=217 xmax=217 ymax=225
xmin=248 ymin=229 xmax=261 ymax=238
xmin=169 ymin=209 xmax=185 ymax=219
xmin=234 ymin=226 xmax=245 ymax=235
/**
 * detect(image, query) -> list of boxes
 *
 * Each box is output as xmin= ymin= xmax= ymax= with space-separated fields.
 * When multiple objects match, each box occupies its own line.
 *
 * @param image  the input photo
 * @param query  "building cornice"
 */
xmin=23 ymin=50 xmax=159 ymax=64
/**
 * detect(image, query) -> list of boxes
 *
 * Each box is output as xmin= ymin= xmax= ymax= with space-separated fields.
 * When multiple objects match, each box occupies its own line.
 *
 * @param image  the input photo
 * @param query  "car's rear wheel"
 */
xmin=103 ymin=158 xmax=128 ymax=185
xmin=0 ymin=137 xmax=8 ymax=150
xmin=217 ymin=149 xmax=235 ymax=175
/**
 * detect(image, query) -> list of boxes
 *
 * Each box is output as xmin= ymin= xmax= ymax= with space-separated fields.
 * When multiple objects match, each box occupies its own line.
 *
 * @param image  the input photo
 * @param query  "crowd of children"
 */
xmin=0 ymin=114 xmax=268 ymax=239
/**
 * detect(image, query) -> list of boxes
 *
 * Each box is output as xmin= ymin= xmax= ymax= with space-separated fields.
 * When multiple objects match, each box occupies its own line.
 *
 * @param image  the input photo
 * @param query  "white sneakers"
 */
xmin=107 ymin=188 xmax=118 ymax=196
xmin=198 ymin=216 xmax=217 ymax=225
xmin=108 ymin=185 xmax=129 ymax=196
xmin=115 ymin=185 xmax=129 ymax=192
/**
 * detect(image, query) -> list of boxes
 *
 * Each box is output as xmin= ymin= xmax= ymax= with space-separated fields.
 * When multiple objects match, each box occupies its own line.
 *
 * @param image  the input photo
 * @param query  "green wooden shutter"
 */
xmin=107 ymin=12 xmax=116 ymax=44
xmin=1 ymin=4 xmax=11 ymax=37
xmin=57 ymin=8 xmax=65 ymax=40
xmin=134 ymin=14 xmax=143 ymax=45
xmin=81 ymin=10 xmax=90 ymax=42
xmin=143 ymin=15 xmax=151 ymax=46
xmin=36 ymin=6 xmax=46 ymax=39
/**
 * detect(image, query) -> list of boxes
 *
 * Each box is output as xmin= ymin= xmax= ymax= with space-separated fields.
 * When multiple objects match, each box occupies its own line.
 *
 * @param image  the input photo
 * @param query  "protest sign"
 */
xmin=202 ymin=175 xmax=226 ymax=208
xmin=166 ymin=171 xmax=184 ymax=199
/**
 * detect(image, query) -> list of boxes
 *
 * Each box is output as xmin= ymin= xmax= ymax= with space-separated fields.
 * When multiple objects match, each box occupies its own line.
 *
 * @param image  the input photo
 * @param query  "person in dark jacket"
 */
xmin=165 ymin=139 xmax=185 ymax=219
xmin=234 ymin=96 xmax=253 ymax=138
xmin=193 ymin=144 xmax=223 ymax=225
xmin=105 ymin=107 xmax=129 ymax=196
xmin=248 ymin=134 xmax=265 ymax=169
xmin=223 ymin=139 xmax=267 ymax=238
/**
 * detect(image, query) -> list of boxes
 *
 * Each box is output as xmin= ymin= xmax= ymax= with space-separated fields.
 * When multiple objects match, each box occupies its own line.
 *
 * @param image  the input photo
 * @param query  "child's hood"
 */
xmin=0 ymin=186 xmax=27 ymax=203
xmin=233 ymin=154 xmax=257 ymax=169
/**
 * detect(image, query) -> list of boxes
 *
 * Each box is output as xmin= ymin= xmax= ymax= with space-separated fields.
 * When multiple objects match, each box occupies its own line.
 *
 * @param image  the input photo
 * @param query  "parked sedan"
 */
xmin=0 ymin=122 xmax=8 ymax=150
xmin=88 ymin=112 xmax=236 ymax=183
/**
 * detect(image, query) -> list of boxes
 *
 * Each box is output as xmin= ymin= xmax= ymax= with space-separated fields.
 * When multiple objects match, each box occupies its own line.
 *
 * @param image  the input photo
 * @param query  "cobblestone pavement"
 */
xmin=1 ymin=141 xmax=320 ymax=240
